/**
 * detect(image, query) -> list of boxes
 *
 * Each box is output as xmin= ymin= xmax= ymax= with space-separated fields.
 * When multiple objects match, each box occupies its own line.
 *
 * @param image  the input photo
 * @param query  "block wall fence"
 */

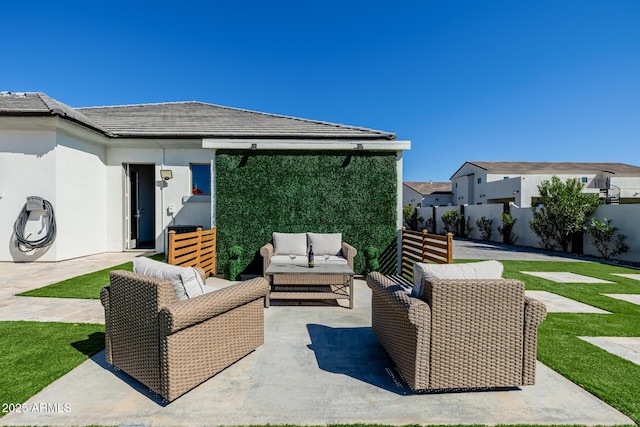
xmin=417 ymin=203 xmax=640 ymax=264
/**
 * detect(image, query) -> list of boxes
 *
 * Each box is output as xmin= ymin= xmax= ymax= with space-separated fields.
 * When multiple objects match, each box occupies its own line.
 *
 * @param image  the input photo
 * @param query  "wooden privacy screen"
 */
xmin=168 ymin=227 xmax=216 ymax=277
xmin=401 ymin=227 xmax=453 ymax=280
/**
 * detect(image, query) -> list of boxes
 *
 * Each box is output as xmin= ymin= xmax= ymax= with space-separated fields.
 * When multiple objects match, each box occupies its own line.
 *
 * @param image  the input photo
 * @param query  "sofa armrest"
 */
xmin=194 ymin=267 xmax=206 ymax=282
xmin=100 ymin=286 xmax=110 ymax=308
xmin=100 ymin=286 xmax=113 ymax=364
xmin=525 ymin=296 xmax=547 ymax=325
xmin=159 ymin=277 xmax=269 ymax=335
xmin=341 ymin=242 xmax=357 ymax=269
xmin=366 ymin=272 xmax=431 ymax=389
xmin=260 ymin=243 xmax=274 ymax=277
xmin=522 ymin=295 xmax=547 ymax=385
xmin=366 ymin=272 xmax=430 ymax=327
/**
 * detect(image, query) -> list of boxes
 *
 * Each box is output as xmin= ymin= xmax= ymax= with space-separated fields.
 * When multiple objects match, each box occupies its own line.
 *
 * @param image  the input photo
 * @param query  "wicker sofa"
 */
xmin=101 ymin=269 xmax=269 ymax=401
xmin=260 ymin=232 xmax=357 ymax=284
xmin=366 ymin=262 xmax=546 ymax=391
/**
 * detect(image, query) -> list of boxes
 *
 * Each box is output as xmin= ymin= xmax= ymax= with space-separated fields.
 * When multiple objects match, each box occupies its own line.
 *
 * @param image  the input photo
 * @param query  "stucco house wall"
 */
xmin=105 ymin=145 xmax=214 ymax=254
xmin=453 ymin=161 xmax=640 ymax=208
xmin=0 ymin=117 xmax=108 ymax=261
xmin=403 ymin=185 xmax=423 ymax=207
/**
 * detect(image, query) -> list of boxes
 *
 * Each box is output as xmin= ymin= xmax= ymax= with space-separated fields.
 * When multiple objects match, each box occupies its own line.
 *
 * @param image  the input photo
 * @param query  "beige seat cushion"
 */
xmin=273 ymin=232 xmax=307 ymax=255
xmin=412 ymin=260 xmax=504 ymax=299
xmin=133 ymin=257 xmax=205 ymax=301
xmin=307 ymin=232 xmax=342 ymax=256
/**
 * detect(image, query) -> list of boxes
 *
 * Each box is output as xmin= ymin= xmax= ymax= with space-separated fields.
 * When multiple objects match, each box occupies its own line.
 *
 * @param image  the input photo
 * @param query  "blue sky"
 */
xmin=2 ymin=1 xmax=639 ymax=182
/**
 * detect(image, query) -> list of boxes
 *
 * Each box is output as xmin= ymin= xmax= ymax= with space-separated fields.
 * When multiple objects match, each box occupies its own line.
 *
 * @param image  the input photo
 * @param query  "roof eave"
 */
xmin=202 ymin=138 xmax=410 ymax=151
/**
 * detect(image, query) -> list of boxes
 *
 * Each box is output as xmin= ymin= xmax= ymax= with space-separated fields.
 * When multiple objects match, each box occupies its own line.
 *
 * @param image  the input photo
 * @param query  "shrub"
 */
xmin=475 ymin=216 xmax=493 ymax=241
xmin=498 ymin=213 xmax=518 ymax=245
xmin=441 ymin=208 xmax=460 ymax=236
xmin=585 ymin=217 xmax=630 ymax=260
xmin=403 ymin=204 xmax=418 ymax=230
xmin=226 ymin=245 xmax=244 ymax=281
xmin=362 ymin=246 xmax=380 ymax=275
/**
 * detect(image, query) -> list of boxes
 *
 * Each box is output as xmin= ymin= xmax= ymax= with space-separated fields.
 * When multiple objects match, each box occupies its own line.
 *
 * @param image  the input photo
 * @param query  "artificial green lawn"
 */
xmin=17 ymin=253 xmax=165 ymax=299
xmin=500 ymin=260 xmax=640 ymax=424
xmin=5 ymin=258 xmax=640 ymax=424
xmin=0 ymin=321 xmax=104 ymax=418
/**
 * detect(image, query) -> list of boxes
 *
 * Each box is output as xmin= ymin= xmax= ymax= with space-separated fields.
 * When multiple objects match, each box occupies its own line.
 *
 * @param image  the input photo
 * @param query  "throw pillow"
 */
xmin=307 ymin=232 xmax=343 ymax=257
xmin=411 ymin=260 xmax=504 ymax=299
xmin=132 ymin=257 xmax=204 ymax=301
xmin=273 ymin=232 xmax=307 ymax=255
xmin=178 ymin=267 xmax=206 ymax=299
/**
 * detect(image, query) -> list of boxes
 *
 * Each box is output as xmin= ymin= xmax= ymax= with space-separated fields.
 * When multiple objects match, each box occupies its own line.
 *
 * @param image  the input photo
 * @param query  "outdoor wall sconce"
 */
xmin=355 ymin=143 xmax=364 ymax=150
xmin=250 ymin=143 xmax=257 ymax=150
xmin=160 ymin=169 xmax=174 ymax=181
xmin=417 ymin=203 xmax=422 ymax=208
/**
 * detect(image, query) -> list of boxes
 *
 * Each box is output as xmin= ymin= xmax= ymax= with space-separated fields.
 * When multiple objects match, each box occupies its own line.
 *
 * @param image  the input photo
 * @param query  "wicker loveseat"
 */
xmin=101 ymin=269 xmax=269 ymax=401
xmin=366 ymin=261 xmax=546 ymax=391
xmin=260 ymin=232 xmax=357 ymax=284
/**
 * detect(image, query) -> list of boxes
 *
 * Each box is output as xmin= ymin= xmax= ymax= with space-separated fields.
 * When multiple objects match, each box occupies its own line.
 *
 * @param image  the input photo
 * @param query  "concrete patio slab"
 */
xmin=526 ymin=290 xmax=610 ymax=314
xmin=579 ymin=337 xmax=640 ymax=366
xmin=0 ymin=296 xmax=103 ymax=323
xmin=521 ymin=271 xmax=615 ymax=283
xmin=603 ymin=293 xmax=640 ymax=306
xmin=0 ymin=279 xmax=634 ymax=427
xmin=1 ymin=243 xmax=637 ymax=426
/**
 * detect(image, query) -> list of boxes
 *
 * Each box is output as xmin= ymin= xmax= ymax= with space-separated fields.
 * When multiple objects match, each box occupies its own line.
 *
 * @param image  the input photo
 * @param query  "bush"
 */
xmin=441 ymin=208 xmax=460 ymax=236
xmin=226 ymin=245 xmax=244 ymax=281
xmin=585 ymin=217 xmax=630 ymax=260
xmin=475 ymin=216 xmax=493 ymax=241
xmin=403 ymin=204 xmax=418 ymax=230
xmin=498 ymin=213 xmax=518 ymax=245
xmin=362 ymin=246 xmax=380 ymax=276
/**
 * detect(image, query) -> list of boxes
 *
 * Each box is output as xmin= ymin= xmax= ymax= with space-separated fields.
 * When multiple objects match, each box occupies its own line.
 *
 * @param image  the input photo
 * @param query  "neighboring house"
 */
xmin=403 ymin=181 xmax=453 ymax=207
xmin=0 ymin=91 xmax=410 ymax=266
xmin=451 ymin=161 xmax=640 ymax=208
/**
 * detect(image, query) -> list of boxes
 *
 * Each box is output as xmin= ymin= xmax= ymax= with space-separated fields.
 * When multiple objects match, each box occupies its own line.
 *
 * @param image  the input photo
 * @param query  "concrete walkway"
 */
xmin=0 ymin=243 xmax=636 ymax=426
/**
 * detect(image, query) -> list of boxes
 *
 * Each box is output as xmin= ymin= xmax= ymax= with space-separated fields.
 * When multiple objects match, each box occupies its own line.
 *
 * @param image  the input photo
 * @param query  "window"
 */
xmin=503 ymin=176 xmax=509 ymax=180
xmin=191 ymin=164 xmax=211 ymax=195
xmin=581 ymin=177 xmax=588 ymax=184
xmin=477 ymin=177 xmax=482 ymax=184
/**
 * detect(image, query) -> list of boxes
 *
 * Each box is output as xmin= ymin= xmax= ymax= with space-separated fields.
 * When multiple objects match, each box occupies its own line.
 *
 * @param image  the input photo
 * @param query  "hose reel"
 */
xmin=14 ymin=196 xmax=57 ymax=252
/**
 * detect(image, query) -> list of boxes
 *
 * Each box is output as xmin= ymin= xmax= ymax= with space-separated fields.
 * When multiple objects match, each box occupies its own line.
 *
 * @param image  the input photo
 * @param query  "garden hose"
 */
xmin=13 ymin=198 xmax=57 ymax=252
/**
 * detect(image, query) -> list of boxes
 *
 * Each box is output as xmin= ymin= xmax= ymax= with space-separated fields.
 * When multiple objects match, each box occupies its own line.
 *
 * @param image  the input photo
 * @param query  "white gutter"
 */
xmin=202 ymin=138 xmax=411 ymax=151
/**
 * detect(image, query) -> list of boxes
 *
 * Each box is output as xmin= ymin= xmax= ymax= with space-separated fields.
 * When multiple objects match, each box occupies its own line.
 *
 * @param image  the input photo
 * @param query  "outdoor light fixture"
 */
xmin=355 ymin=143 xmax=364 ymax=150
xmin=250 ymin=143 xmax=257 ymax=150
xmin=160 ymin=169 xmax=174 ymax=181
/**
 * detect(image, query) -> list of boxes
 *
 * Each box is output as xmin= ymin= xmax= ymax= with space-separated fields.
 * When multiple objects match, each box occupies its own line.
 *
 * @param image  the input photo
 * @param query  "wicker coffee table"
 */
xmin=264 ymin=263 xmax=354 ymax=308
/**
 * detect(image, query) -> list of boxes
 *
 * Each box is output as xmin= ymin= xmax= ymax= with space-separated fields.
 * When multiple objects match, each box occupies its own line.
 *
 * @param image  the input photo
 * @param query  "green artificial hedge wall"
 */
xmin=215 ymin=150 xmax=398 ymax=277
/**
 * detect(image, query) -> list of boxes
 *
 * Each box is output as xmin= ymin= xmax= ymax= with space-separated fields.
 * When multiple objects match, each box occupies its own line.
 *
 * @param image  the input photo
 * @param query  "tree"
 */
xmin=585 ymin=217 xmax=630 ymax=260
xmin=529 ymin=176 xmax=600 ymax=253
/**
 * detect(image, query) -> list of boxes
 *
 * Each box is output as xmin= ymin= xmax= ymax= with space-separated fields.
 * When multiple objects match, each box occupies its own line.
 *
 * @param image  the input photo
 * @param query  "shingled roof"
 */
xmin=0 ymin=92 xmax=107 ymax=134
xmin=0 ymin=92 xmax=396 ymax=140
xmin=404 ymin=181 xmax=452 ymax=195
xmin=454 ymin=161 xmax=640 ymax=177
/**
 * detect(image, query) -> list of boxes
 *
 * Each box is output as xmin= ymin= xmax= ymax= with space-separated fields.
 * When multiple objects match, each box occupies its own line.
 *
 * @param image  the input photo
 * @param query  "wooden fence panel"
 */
xmin=168 ymin=227 xmax=216 ymax=277
xmin=401 ymin=227 xmax=453 ymax=280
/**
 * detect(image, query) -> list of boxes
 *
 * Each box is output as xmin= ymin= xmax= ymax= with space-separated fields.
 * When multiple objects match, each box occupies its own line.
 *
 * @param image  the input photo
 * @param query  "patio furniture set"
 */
xmin=101 ymin=232 xmax=546 ymax=401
